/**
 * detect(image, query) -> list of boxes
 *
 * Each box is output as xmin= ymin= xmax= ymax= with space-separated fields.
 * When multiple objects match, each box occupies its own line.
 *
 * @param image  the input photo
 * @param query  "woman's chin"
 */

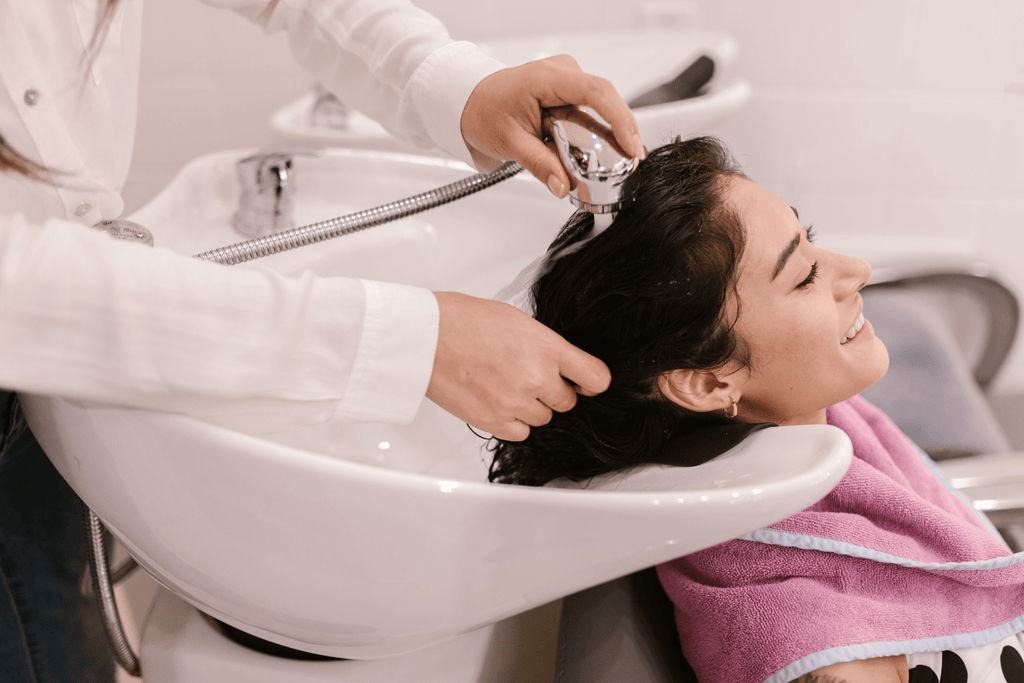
xmin=864 ymin=336 xmax=891 ymax=388
xmin=848 ymin=327 xmax=890 ymax=395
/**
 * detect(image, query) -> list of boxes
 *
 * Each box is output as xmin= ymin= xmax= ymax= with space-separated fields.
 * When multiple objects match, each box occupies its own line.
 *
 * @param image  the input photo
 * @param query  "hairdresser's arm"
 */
xmin=788 ymin=656 xmax=909 ymax=683
xmin=204 ymin=0 xmax=642 ymax=189
xmin=0 ymin=214 xmax=436 ymax=435
xmin=0 ymin=214 xmax=603 ymax=439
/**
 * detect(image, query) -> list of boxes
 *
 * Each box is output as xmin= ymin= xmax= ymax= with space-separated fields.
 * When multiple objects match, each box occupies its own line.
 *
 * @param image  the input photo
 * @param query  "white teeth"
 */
xmin=841 ymin=312 xmax=866 ymax=345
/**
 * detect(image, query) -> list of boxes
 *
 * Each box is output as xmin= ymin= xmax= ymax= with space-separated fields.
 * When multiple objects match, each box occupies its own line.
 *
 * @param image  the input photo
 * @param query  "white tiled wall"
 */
xmin=123 ymin=0 xmax=308 ymax=215
xmin=131 ymin=0 xmax=1024 ymax=388
xmin=687 ymin=0 xmax=1024 ymax=391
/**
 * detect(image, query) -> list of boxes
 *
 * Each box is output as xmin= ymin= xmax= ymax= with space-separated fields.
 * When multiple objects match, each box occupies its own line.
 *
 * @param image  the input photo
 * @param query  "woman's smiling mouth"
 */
xmin=841 ymin=312 xmax=866 ymax=345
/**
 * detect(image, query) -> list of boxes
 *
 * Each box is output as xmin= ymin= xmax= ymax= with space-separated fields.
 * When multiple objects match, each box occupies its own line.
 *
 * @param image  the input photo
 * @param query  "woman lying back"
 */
xmin=490 ymin=138 xmax=1024 ymax=683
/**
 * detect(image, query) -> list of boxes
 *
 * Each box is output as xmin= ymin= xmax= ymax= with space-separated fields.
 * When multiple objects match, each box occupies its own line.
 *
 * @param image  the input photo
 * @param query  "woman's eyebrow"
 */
xmin=770 ymin=207 xmax=804 ymax=280
xmin=772 ymin=233 xmax=801 ymax=280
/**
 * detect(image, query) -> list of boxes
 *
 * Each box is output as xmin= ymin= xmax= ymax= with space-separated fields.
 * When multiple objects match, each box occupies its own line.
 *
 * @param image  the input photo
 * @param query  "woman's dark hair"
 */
xmin=488 ymin=136 xmax=750 ymax=486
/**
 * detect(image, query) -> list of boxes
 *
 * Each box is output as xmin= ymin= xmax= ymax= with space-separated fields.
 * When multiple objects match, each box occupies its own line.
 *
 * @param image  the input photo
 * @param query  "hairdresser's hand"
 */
xmin=461 ymin=54 xmax=643 ymax=199
xmin=427 ymin=292 xmax=611 ymax=441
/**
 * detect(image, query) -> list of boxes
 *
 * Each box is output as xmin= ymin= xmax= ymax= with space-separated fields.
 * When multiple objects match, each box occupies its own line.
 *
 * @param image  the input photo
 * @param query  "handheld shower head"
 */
xmin=542 ymin=105 xmax=640 ymax=215
xmin=494 ymin=108 xmax=640 ymax=312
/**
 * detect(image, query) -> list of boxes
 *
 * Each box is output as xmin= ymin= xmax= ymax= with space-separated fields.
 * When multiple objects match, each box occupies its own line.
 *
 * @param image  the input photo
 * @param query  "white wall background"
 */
xmin=129 ymin=0 xmax=1024 ymax=391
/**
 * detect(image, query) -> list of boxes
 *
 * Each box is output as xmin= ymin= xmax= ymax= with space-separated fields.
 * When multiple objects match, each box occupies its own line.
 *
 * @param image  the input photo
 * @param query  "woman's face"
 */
xmin=727 ymin=176 xmax=889 ymax=426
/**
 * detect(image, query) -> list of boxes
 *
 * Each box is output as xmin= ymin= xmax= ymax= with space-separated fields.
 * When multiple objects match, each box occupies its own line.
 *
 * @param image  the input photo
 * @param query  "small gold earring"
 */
xmin=725 ymin=397 xmax=738 ymax=419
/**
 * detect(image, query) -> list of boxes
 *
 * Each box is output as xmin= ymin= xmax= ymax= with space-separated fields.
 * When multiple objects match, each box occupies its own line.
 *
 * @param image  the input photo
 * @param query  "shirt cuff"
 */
xmin=408 ymin=41 xmax=506 ymax=168
xmin=332 ymin=280 xmax=439 ymax=424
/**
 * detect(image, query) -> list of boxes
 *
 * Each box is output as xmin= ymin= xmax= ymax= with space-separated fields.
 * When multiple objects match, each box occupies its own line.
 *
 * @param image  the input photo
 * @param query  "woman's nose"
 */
xmin=833 ymin=253 xmax=871 ymax=299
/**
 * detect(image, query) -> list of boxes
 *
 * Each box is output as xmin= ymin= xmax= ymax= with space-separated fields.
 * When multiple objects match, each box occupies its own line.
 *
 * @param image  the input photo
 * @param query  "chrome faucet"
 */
xmin=233 ymin=147 xmax=321 ymax=238
xmin=542 ymin=106 xmax=639 ymax=215
xmin=310 ymin=83 xmax=352 ymax=130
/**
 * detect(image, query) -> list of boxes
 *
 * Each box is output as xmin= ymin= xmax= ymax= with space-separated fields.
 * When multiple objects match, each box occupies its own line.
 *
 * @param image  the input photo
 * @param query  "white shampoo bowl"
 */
xmin=22 ymin=149 xmax=850 ymax=659
xmin=271 ymin=29 xmax=750 ymax=150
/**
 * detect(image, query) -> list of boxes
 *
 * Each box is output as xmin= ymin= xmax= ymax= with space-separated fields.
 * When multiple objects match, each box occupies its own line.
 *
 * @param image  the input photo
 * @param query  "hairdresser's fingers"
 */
xmin=426 ymin=292 xmax=595 ymax=441
xmin=536 ymin=376 xmax=579 ymax=414
xmin=460 ymin=54 xmax=642 ymax=196
xmin=560 ymin=349 xmax=612 ymax=398
xmin=460 ymin=64 xmax=570 ymax=196
xmin=517 ymin=400 xmax=555 ymax=428
xmin=496 ymin=420 xmax=531 ymax=443
xmin=529 ymin=55 xmax=644 ymax=161
xmin=504 ymin=127 xmax=571 ymax=198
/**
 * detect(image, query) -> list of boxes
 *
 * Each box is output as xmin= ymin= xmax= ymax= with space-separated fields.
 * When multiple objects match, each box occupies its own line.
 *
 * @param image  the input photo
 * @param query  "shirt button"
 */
xmin=23 ymin=89 xmax=40 ymax=106
xmin=75 ymin=204 xmax=92 ymax=217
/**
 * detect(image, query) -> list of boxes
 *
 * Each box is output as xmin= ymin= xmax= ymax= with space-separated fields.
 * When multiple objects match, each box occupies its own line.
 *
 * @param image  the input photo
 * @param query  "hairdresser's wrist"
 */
xmin=411 ymin=42 xmax=506 ymax=168
xmin=332 ymin=281 xmax=438 ymax=424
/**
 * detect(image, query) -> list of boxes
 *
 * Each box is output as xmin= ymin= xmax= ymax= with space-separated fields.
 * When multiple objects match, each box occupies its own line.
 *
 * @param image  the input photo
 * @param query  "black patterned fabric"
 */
xmin=908 ymin=637 xmax=1024 ymax=683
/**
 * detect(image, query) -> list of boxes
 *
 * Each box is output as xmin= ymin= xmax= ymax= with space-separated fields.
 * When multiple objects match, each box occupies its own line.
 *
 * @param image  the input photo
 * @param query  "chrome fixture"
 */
xmin=310 ymin=84 xmax=352 ymax=130
xmin=198 ymin=160 xmax=523 ymax=266
xmin=91 ymin=219 xmax=153 ymax=246
xmin=542 ymin=105 xmax=640 ymax=214
xmin=232 ymin=147 xmax=322 ymax=238
xmin=87 ymin=510 xmax=141 ymax=676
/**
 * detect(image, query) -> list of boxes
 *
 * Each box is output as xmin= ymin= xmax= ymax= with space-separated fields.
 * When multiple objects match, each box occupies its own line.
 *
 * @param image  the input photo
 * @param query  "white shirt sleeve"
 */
xmin=0 ymin=0 xmax=513 ymax=434
xmin=203 ymin=0 xmax=507 ymax=167
xmin=0 ymin=213 xmax=438 ymax=434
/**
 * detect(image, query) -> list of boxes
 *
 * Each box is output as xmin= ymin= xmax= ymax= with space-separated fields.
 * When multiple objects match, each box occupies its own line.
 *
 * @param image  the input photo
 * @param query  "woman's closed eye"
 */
xmin=804 ymin=224 xmax=816 ymax=243
xmin=796 ymin=262 xmax=819 ymax=289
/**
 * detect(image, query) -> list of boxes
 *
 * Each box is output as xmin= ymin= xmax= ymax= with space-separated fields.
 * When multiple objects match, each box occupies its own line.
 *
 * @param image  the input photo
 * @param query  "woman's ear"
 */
xmin=657 ymin=367 xmax=741 ymax=414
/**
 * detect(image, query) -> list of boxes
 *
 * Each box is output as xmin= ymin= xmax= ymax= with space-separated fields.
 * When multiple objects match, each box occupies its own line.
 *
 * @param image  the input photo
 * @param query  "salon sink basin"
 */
xmin=272 ymin=29 xmax=750 ymax=149
xmin=21 ymin=149 xmax=851 ymax=659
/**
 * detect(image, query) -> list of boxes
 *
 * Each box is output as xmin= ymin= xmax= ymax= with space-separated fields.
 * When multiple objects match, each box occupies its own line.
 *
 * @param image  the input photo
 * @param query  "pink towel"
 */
xmin=657 ymin=395 xmax=1024 ymax=683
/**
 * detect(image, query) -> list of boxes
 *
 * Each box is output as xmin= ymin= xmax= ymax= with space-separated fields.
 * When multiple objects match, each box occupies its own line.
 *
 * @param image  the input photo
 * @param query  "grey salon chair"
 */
xmin=553 ymin=262 xmax=1022 ymax=683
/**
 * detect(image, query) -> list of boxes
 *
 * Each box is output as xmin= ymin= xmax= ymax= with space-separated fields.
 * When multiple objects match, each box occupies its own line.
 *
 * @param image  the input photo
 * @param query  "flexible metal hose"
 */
xmin=87 ymin=510 xmax=142 ymax=676
xmin=193 ymin=160 xmax=523 ymax=265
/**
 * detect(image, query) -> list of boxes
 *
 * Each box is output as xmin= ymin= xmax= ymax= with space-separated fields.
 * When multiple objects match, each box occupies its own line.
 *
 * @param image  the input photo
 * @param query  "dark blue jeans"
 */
xmin=0 ymin=393 xmax=114 ymax=683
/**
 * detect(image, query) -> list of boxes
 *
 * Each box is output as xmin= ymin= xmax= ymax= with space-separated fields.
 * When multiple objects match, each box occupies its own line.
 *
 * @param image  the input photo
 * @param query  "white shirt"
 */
xmin=0 ymin=0 xmax=505 ymax=433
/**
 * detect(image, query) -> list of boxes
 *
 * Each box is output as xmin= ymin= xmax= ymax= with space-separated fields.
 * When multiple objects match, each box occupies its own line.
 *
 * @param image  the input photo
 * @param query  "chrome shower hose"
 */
xmin=193 ymin=160 xmax=524 ymax=265
xmin=87 ymin=510 xmax=141 ymax=676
